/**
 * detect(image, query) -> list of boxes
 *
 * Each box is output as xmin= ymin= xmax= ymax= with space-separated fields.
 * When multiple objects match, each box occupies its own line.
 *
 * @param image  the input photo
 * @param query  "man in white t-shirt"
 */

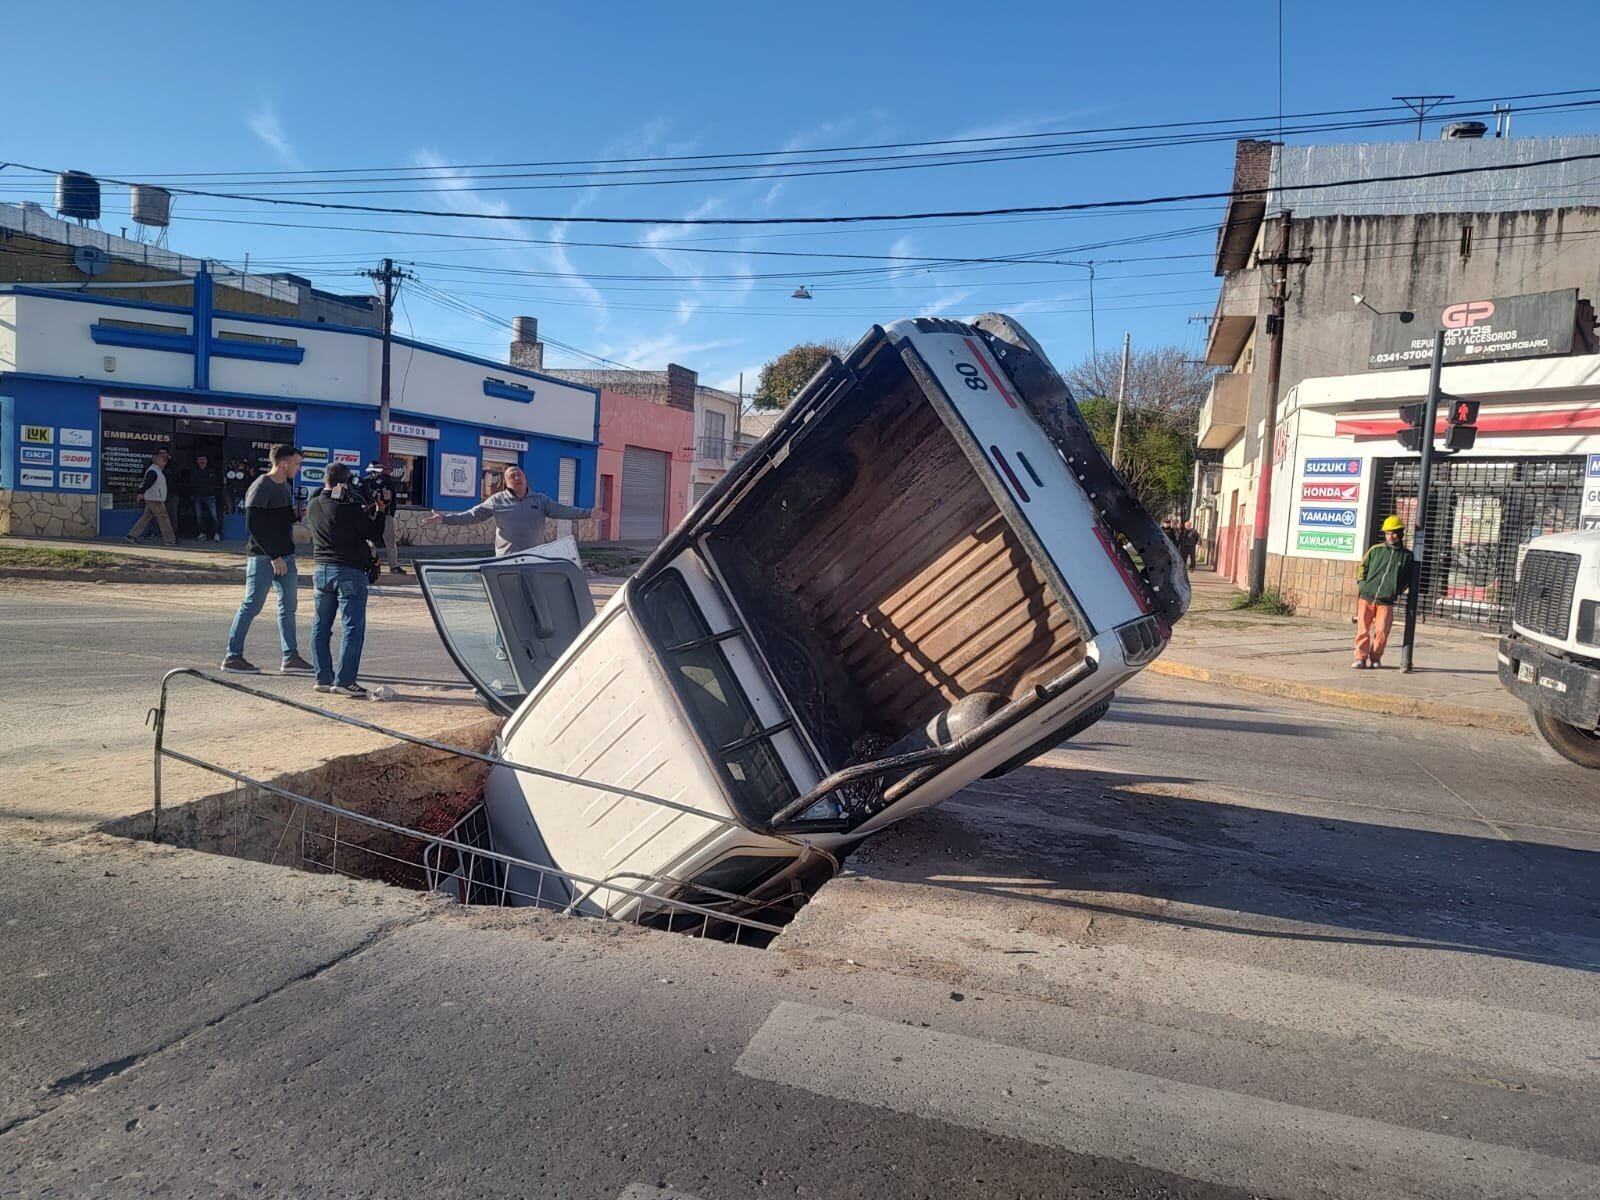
xmin=125 ymin=447 xmax=176 ymax=546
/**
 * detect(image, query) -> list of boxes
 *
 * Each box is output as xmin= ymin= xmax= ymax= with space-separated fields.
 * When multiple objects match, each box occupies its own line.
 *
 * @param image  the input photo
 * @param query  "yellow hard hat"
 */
xmin=1381 ymin=515 xmax=1405 ymax=532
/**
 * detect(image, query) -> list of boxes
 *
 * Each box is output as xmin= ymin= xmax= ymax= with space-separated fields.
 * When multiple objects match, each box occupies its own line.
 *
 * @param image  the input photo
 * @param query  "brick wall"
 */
xmin=1269 ymin=552 xmax=1359 ymax=618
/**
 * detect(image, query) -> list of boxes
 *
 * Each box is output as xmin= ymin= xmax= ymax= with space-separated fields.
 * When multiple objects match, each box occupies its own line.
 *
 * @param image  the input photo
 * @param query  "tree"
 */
xmin=1063 ymin=345 xmax=1216 ymax=520
xmin=752 ymin=339 xmax=851 ymax=409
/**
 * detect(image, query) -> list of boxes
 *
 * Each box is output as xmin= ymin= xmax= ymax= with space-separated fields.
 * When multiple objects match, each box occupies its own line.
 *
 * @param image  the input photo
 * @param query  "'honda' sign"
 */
xmin=1301 ymin=481 xmax=1359 ymax=502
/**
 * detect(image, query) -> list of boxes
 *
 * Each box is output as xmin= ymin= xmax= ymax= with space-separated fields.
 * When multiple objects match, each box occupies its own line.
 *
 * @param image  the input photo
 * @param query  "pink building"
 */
xmin=590 ymin=387 xmax=695 ymax=544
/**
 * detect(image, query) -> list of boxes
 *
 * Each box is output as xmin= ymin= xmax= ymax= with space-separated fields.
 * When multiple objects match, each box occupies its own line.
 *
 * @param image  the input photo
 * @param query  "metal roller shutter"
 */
xmin=555 ymin=457 xmax=579 ymax=539
xmin=620 ymin=445 xmax=669 ymax=542
xmin=388 ymin=435 xmax=429 ymax=457
xmin=482 ymin=446 xmax=518 ymax=465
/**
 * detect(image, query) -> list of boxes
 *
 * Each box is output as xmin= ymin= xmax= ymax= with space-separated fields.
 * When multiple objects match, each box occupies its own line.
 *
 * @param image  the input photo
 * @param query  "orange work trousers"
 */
xmin=1354 ymin=598 xmax=1394 ymax=663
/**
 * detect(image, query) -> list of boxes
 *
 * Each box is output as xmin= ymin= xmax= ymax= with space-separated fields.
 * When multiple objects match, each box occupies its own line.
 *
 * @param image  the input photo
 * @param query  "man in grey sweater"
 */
xmin=421 ymin=466 xmax=599 ymax=555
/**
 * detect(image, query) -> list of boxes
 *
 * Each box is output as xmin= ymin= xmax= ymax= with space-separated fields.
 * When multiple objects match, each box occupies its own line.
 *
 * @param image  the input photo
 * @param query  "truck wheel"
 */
xmin=1528 ymin=709 xmax=1600 ymax=768
xmin=983 ymin=698 xmax=1113 ymax=779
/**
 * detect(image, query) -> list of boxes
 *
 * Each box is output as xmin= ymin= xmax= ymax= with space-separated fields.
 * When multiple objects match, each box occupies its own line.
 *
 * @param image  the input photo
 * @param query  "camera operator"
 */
xmin=305 ymin=463 xmax=388 ymax=699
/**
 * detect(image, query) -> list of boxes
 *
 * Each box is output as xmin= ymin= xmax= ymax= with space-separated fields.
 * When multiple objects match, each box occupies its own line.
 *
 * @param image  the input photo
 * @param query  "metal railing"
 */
xmin=695 ymin=435 xmax=732 ymax=464
xmin=146 ymin=668 xmax=791 ymax=942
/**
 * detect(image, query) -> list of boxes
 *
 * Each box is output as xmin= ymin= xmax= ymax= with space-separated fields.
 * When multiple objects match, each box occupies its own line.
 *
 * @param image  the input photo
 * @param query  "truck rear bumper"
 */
xmin=1497 ymin=637 xmax=1600 ymax=729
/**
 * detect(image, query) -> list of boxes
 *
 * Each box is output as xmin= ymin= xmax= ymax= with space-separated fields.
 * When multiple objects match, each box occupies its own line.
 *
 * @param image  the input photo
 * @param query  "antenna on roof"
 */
xmin=1392 ymin=95 xmax=1455 ymax=141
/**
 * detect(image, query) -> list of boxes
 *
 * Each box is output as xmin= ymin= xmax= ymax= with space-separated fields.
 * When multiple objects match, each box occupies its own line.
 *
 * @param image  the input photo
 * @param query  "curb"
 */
xmin=1147 ymin=656 xmax=1530 ymax=736
xmin=0 ymin=566 xmax=242 ymax=586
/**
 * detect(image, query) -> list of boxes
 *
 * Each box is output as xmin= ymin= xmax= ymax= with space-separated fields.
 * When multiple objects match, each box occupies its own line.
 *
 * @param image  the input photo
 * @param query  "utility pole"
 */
xmin=1247 ymin=211 xmax=1312 ymax=602
xmin=1111 ymin=332 xmax=1131 ymax=469
xmin=1401 ymin=330 xmax=1448 ymax=673
xmin=363 ymin=258 xmax=412 ymax=572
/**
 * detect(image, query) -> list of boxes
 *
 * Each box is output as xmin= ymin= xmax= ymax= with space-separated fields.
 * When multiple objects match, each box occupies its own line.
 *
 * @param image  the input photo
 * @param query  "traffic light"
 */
xmin=1396 ymin=402 xmax=1427 ymax=452
xmin=1444 ymin=396 xmax=1479 ymax=452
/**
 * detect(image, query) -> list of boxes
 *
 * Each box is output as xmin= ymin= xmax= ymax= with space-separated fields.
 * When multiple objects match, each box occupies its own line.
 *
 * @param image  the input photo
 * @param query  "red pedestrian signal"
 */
xmin=1444 ymin=396 xmax=1479 ymax=452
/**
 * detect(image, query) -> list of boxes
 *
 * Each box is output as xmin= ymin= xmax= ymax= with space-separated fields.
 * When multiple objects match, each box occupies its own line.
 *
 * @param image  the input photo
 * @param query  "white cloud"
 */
xmin=917 ymin=289 xmax=976 ymax=318
xmin=246 ymin=102 xmax=302 ymax=169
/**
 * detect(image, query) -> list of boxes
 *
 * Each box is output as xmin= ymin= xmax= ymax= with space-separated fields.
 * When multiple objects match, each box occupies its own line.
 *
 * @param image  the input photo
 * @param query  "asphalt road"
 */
xmin=3 ymin=583 xmax=1599 ymax=1198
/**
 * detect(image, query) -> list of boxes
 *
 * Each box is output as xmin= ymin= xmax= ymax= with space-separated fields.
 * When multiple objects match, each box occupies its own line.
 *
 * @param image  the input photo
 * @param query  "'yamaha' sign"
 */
xmin=1368 ymin=289 xmax=1578 ymax=370
xmin=1299 ymin=506 xmax=1359 ymax=529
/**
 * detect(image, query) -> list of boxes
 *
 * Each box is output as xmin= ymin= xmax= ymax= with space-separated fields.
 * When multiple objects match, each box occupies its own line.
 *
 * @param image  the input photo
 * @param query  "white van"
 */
xmin=418 ymin=313 xmax=1189 ymax=927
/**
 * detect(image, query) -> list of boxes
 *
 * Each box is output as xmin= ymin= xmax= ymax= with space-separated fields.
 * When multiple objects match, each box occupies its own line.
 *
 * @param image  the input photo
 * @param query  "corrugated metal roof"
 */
xmin=1268 ymin=136 xmax=1600 ymax=217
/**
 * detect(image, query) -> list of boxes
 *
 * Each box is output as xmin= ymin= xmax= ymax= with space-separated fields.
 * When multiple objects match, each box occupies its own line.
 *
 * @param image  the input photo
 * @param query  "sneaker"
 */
xmin=221 ymin=654 xmax=261 ymax=674
xmin=330 ymin=683 xmax=369 ymax=700
xmin=388 ymin=565 xmax=408 ymax=576
xmin=280 ymin=653 xmax=314 ymax=674
xmin=313 ymin=683 xmax=335 ymax=694
xmin=1370 ymin=659 xmax=1383 ymax=670
xmin=1350 ymin=658 xmax=1368 ymax=670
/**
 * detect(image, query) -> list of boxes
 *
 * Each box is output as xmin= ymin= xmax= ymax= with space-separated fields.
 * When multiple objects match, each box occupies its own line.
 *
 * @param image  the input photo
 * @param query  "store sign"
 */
xmin=99 ymin=396 xmax=297 ymax=425
xmin=59 ymin=428 xmax=93 ymax=447
xmin=373 ymin=420 xmax=439 ymax=440
xmin=1367 ymin=289 xmax=1578 ymax=369
xmin=1303 ymin=457 xmax=1361 ymax=477
xmin=1582 ymin=454 xmax=1600 ymax=531
xmin=20 ymin=447 xmax=54 ymax=465
xmin=22 ymin=425 xmax=53 ymax=444
xmin=333 ymin=449 xmax=363 ymax=466
xmin=1297 ymin=530 xmax=1356 ymax=554
xmin=58 ymin=450 xmax=93 ymax=469
xmin=58 ymin=471 xmax=94 ymax=490
xmin=479 ymin=434 xmax=528 ymax=453
xmin=1301 ymin=481 xmax=1359 ymax=502
xmin=1298 ymin=506 xmax=1360 ymax=529
xmin=18 ymin=469 xmax=53 ymax=487
xmin=300 ymin=465 xmax=327 ymax=486
xmin=300 ymin=447 xmax=329 ymax=463
xmin=439 ymin=452 xmax=478 ymax=499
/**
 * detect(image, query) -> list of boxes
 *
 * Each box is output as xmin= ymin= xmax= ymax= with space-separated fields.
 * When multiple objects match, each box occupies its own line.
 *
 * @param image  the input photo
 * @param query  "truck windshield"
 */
xmin=638 ymin=571 xmax=800 ymax=823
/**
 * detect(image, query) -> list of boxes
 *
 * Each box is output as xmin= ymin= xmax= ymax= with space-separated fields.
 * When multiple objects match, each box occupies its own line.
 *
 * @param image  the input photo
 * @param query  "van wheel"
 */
xmin=983 ymin=698 xmax=1113 ymax=779
xmin=1529 ymin=709 xmax=1600 ymax=768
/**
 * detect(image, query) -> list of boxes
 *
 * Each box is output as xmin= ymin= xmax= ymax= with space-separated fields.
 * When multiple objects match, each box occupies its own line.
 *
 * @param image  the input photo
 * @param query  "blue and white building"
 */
xmin=0 ymin=269 xmax=599 ymax=542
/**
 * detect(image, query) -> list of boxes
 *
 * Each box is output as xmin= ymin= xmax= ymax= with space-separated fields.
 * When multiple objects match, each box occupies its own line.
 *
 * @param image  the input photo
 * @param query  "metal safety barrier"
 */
xmin=146 ymin=668 xmax=790 ymax=942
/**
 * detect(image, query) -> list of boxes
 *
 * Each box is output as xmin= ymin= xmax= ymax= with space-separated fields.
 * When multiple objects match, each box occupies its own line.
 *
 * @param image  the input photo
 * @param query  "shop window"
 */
xmin=390 ymin=452 xmax=430 ymax=508
xmin=214 ymin=329 xmax=298 ymax=348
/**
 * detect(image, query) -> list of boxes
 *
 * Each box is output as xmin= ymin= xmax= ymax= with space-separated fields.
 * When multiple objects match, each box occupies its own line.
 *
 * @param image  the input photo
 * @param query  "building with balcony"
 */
xmin=1200 ymin=132 xmax=1600 ymax=598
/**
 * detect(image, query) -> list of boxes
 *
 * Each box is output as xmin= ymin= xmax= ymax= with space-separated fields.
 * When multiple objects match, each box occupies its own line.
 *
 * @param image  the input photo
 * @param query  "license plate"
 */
xmin=1519 ymin=661 xmax=1536 ymax=683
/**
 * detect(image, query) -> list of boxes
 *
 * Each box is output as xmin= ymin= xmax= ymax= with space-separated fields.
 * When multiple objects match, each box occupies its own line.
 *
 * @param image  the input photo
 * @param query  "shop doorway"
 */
xmin=1372 ymin=454 xmax=1584 ymax=629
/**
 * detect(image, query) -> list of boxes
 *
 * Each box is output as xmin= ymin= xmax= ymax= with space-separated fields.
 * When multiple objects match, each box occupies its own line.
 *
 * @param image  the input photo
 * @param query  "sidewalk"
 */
xmin=1153 ymin=571 xmax=1525 ymax=733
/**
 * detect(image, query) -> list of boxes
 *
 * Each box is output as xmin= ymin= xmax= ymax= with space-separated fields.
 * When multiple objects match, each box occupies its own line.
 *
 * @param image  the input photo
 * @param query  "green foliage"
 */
xmin=752 ymin=340 xmax=848 ymax=409
xmin=0 ymin=546 xmax=118 ymax=569
xmin=1229 ymin=588 xmax=1296 ymax=616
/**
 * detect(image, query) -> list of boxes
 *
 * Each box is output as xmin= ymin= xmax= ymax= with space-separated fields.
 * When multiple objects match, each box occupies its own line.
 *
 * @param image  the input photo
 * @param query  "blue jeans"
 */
xmin=193 ymin=496 xmax=220 ymax=539
xmin=227 ymin=555 xmax=298 ymax=659
xmin=312 ymin=564 xmax=370 ymax=687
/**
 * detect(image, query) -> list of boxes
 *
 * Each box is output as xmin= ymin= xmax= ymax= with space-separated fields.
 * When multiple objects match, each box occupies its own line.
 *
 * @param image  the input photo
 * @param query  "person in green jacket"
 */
xmin=1353 ymin=514 xmax=1414 ymax=669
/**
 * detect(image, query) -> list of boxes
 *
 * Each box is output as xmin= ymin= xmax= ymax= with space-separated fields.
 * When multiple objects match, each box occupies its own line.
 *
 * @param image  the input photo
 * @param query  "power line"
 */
xmin=9 ymin=148 xmax=1599 ymax=227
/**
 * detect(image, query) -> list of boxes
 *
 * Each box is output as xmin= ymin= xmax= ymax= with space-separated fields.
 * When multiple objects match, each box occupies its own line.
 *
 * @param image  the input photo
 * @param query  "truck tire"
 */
xmin=1528 ymin=709 xmax=1600 ymax=768
xmin=983 ymin=698 xmax=1113 ymax=779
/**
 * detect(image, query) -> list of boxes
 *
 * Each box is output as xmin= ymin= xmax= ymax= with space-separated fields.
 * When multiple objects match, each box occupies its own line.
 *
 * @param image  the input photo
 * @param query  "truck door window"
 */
xmin=639 ymin=572 xmax=800 ymax=823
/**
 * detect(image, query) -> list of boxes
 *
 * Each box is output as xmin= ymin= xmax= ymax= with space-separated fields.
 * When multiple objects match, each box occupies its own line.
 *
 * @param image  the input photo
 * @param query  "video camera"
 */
xmin=347 ymin=463 xmax=400 ymax=513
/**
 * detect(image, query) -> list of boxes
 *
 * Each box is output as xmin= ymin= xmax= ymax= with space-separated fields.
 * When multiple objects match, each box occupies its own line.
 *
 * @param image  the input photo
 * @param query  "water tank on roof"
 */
xmin=512 ymin=316 xmax=539 ymax=344
xmin=1441 ymin=120 xmax=1489 ymax=141
xmin=55 ymin=171 xmax=101 ymax=221
xmin=130 ymin=184 xmax=172 ymax=228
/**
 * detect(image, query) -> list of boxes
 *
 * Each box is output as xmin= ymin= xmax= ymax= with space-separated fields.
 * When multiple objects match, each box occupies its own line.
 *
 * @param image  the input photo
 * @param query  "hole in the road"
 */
xmin=100 ymin=735 xmax=815 ymax=949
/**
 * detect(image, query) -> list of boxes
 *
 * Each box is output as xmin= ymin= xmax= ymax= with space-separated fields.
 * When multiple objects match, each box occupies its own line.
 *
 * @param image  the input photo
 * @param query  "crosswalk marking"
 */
xmin=736 ymin=1001 xmax=1599 ymax=1200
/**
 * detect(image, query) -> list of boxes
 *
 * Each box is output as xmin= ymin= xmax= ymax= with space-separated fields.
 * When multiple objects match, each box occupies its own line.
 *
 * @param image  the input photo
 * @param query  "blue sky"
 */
xmin=5 ymin=1 xmax=1598 ymax=393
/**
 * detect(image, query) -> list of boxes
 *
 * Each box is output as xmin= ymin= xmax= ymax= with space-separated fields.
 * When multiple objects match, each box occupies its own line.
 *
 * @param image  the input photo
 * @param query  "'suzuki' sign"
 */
xmin=1367 ymin=289 xmax=1578 ymax=369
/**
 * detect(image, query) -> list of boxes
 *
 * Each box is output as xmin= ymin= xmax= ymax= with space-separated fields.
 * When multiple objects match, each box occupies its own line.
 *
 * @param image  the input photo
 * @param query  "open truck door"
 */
xmin=416 ymin=552 xmax=596 ymax=716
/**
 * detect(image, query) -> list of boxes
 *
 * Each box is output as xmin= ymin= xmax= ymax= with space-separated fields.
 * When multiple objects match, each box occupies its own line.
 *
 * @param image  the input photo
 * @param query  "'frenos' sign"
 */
xmin=1301 ymin=481 xmax=1360 ymax=502
xmin=1303 ymin=457 xmax=1361 ymax=478
xmin=1299 ymin=506 xmax=1359 ymax=529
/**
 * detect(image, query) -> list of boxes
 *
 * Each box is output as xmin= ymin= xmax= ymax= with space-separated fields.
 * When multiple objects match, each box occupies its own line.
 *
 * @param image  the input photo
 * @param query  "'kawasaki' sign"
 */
xmin=1367 ymin=289 xmax=1578 ymax=369
xmin=1297 ymin=530 xmax=1356 ymax=554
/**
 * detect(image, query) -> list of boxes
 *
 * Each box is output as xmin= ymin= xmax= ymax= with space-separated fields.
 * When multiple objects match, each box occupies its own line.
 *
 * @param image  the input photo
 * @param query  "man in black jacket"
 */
xmin=190 ymin=453 xmax=223 ymax=542
xmin=306 ymin=463 xmax=388 ymax=699
xmin=223 ymin=444 xmax=308 ymax=674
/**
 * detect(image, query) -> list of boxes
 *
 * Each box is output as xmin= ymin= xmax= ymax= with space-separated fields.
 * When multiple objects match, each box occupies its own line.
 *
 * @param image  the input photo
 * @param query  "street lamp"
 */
xmin=1352 ymin=293 xmax=1414 ymax=322
xmin=791 ymin=285 xmax=813 ymax=300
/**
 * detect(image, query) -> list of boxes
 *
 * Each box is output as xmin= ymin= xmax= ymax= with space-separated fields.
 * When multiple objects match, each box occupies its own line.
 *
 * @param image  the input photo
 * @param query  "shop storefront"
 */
xmin=0 ymin=280 xmax=601 ymax=543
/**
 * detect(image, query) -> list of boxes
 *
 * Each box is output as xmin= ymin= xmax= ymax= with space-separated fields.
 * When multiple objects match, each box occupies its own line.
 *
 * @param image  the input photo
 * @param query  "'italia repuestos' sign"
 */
xmin=1368 ymin=289 xmax=1578 ymax=369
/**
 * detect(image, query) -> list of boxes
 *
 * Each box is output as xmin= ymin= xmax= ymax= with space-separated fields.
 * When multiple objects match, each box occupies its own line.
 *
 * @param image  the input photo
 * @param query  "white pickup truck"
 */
xmin=1498 ymin=530 xmax=1600 ymax=766
xmin=415 ymin=313 xmax=1190 ymax=924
